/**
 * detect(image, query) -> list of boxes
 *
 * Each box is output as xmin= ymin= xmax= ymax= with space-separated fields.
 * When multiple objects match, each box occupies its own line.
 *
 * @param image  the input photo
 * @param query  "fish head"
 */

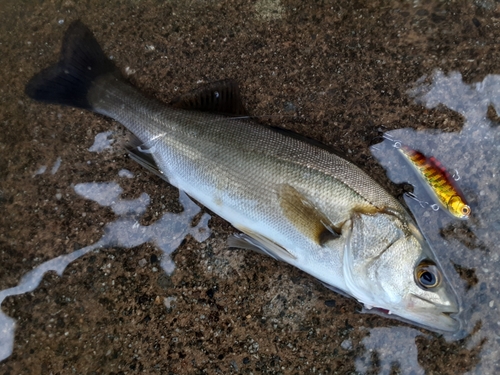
xmin=342 ymin=211 xmax=460 ymax=332
xmin=447 ymin=195 xmax=471 ymax=219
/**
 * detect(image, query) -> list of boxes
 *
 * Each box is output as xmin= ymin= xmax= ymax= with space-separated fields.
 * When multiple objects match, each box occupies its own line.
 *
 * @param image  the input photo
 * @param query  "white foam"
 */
xmin=355 ymin=327 xmax=426 ymax=374
xmin=88 ymin=130 xmax=114 ymax=152
xmin=33 ymin=165 xmax=46 ymax=176
xmin=51 ymin=157 xmax=62 ymax=174
xmin=0 ymin=182 xmax=210 ymax=361
xmin=74 ymin=182 xmax=123 ymax=206
xmin=118 ymin=169 xmax=134 ymax=178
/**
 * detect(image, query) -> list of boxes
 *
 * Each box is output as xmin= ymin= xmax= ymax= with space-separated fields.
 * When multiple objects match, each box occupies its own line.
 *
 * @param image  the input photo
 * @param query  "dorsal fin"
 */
xmin=170 ymin=79 xmax=248 ymax=116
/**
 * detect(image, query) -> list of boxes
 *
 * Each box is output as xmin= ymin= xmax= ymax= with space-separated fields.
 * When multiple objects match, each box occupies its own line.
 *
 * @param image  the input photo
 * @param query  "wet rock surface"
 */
xmin=1 ymin=0 xmax=499 ymax=374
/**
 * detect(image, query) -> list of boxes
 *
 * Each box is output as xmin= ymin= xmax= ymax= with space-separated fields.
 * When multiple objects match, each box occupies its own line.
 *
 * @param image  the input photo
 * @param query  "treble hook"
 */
xmin=405 ymin=192 xmax=441 ymax=213
xmin=405 ymin=192 xmax=429 ymax=209
xmin=382 ymin=134 xmax=402 ymax=149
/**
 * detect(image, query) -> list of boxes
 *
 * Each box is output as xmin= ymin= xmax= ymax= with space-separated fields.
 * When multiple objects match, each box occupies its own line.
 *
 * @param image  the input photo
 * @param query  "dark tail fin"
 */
xmin=25 ymin=20 xmax=118 ymax=110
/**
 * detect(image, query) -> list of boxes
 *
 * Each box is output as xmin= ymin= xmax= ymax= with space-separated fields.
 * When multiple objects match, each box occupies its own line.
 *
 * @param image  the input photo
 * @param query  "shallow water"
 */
xmin=1 ymin=1 xmax=500 ymax=374
xmin=356 ymin=327 xmax=426 ymax=374
xmin=0 ymin=172 xmax=210 ymax=361
xmin=370 ymin=70 xmax=500 ymax=373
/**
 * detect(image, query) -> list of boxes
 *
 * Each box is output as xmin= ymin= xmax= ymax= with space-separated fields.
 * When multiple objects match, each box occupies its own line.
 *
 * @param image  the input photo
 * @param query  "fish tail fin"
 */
xmin=25 ymin=20 xmax=119 ymax=110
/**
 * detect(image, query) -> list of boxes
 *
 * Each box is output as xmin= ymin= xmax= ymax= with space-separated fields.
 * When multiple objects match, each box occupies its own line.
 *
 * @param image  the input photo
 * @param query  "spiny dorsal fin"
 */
xmin=278 ymin=184 xmax=342 ymax=246
xmin=170 ymin=79 xmax=248 ymax=116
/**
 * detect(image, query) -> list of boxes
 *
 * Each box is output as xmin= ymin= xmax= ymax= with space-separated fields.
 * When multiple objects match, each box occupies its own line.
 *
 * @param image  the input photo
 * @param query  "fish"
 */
xmin=25 ymin=21 xmax=460 ymax=332
xmin=397 ymin=145 xmax=471 ymax=219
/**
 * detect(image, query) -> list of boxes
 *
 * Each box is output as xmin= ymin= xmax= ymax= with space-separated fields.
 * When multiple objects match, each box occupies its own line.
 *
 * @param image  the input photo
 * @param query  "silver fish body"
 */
xmin=25 ymin=21 xmax=460 ymax=332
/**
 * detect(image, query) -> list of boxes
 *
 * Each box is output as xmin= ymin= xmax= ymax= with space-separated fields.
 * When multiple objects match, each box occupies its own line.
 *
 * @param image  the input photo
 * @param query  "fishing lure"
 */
xmin=397 ymin=144 xmax=471 ymax=219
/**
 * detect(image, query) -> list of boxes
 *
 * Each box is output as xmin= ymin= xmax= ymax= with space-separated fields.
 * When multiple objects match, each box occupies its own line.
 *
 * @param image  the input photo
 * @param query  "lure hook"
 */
xmin=382 ymin=134 xmax=402 ymax=149
xmin=405 ymin=192 xmax=429 ymax=209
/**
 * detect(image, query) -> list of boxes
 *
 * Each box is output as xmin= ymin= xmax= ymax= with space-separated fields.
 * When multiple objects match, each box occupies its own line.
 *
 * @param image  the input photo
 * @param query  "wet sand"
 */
xmin=1 ymin=1 xmax=499 ymax=374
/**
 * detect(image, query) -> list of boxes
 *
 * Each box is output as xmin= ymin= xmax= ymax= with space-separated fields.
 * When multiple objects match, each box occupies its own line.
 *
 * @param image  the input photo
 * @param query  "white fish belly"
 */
xmin=153 ymin=143 xmax=348 ymax=293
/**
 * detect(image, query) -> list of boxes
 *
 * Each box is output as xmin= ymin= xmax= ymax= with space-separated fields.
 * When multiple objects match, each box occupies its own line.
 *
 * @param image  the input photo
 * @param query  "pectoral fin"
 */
xmin=278 ymin=184 xmax=342 ymax=246
xmin=228 ymin=230 xmax=296 ymax=262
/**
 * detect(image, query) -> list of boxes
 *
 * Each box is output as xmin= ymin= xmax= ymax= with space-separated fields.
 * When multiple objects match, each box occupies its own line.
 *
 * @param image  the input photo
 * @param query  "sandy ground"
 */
xmin=1 ymin=0 xmax=500 ymax=374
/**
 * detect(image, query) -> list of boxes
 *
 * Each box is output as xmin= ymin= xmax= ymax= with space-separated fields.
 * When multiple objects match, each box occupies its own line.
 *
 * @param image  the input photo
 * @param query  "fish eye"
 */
xmin=415 ymin=260 xmax=441 ymax=289
xmin=461 ymin=205 xmax=471 ymax=216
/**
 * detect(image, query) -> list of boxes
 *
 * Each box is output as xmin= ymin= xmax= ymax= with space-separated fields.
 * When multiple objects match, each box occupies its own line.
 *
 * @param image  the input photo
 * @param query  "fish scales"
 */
xmin=90 ymin=75 xmax=400 ymax=234
xmin=24 ymin=21 xmax=460 ymax=332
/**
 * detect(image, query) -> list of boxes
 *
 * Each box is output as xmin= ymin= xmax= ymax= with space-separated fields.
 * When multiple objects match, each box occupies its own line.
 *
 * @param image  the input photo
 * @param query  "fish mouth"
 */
xmin=411 ymin=293 xmax=459 ymax=314
xmin=366 ymin=305 xmax=460 ymax=333
xmin=405 ymin=293 xmax=460 ymax=332
xmin=372 ymin=304 xmax=457 ymax=317
xmin=364 ymin=293 xmax=460 ymax=333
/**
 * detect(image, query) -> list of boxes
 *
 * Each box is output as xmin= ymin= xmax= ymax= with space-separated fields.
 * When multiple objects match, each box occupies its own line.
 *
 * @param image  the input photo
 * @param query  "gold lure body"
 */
xmin=398 ymin=145 xmax=470 ymax=219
